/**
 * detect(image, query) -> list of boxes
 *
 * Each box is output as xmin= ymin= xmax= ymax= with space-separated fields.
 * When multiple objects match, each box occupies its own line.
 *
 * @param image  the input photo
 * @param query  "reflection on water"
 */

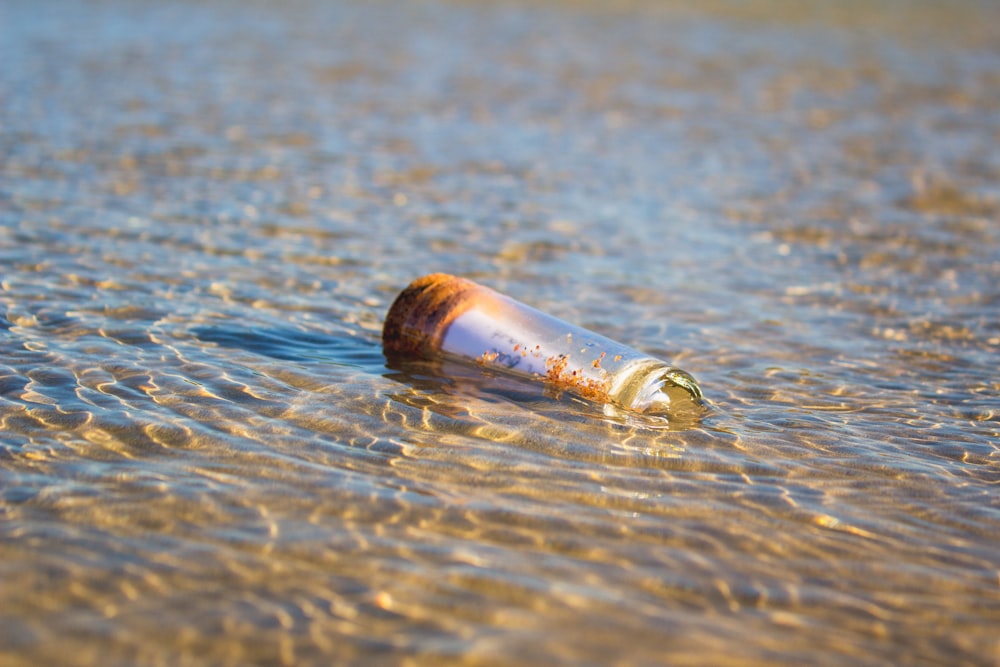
xmin=2 ymin=0 xmax=1000 ymax=665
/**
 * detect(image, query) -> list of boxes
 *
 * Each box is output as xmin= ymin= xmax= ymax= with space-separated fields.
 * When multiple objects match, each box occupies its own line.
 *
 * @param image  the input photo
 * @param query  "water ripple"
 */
xmin=2 ymin=0 xmax=1000 ymax=665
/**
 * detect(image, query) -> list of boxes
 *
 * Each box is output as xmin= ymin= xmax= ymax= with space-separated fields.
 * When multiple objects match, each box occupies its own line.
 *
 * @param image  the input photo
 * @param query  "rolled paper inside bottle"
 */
xmin=382 ymin=273 xmax=702 ymax=414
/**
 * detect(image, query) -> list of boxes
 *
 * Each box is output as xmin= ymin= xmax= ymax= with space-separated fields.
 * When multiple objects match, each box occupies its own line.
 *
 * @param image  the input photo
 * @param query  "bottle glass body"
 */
xmin=383 ymin=274 xmax=702 ymax=416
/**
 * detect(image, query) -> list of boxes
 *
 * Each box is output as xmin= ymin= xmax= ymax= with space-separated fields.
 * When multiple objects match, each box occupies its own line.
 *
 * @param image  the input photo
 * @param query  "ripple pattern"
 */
xmin=2 ymin=1 xmax=1000 ymax=665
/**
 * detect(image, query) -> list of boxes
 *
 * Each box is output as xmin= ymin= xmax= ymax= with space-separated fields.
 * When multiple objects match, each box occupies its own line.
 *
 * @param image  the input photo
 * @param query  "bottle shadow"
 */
xmin=190 ymin=325 xmax=384 ymax=367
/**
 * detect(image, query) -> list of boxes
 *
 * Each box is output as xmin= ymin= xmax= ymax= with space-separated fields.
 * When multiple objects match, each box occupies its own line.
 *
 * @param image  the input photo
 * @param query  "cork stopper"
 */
xmin=382 ymin=273 xmax=481 ymax=358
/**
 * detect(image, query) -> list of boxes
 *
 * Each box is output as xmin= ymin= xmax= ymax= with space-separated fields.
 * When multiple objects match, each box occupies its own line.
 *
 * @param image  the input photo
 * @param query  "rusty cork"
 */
xmin=382 ymin=273 xmax=482 ymax=357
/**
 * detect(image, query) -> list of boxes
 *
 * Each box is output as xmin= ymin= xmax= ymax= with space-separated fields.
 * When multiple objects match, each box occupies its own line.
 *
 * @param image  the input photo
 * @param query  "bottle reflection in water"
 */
xmin=382 ymin=273 xmax=703 ymax=418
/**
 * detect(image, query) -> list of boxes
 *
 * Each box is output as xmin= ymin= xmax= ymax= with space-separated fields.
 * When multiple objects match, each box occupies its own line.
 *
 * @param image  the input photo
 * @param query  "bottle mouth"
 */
xmin=618 ymin=364 xmax=703 ymax=415
xmin=661 ymin=368 xmax=703 ymax=402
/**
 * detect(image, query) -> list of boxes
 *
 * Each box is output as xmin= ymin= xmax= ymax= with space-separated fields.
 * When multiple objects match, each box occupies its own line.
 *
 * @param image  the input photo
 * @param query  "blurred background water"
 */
xmin=1 ymin=0 xmax=999 ymax=665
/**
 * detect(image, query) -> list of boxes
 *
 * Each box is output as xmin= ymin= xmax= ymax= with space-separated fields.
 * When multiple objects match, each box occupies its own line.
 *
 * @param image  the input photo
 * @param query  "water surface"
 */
xmin=1 ymin=1 xmax=999 ymax=665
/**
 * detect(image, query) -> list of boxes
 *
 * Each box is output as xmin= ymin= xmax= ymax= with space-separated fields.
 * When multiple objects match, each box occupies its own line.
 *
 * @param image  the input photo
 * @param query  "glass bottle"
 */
xmin=382 ymin=273 xmax=702 ymax=415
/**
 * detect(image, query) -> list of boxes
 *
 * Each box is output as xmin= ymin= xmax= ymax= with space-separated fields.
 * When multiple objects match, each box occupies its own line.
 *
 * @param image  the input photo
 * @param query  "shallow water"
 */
xmin=2 ymin=0 xmax=999 ymax=665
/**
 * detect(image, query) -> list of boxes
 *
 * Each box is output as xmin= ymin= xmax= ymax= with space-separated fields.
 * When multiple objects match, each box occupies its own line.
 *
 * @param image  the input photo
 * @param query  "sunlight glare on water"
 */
xmin=1 ymin=0 xmax=999 ymax=665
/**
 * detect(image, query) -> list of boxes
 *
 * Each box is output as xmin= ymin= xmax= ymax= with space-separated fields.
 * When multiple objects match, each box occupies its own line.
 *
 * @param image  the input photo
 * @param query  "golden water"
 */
xmin=1 ymin=1 xmax=998 ymax=665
